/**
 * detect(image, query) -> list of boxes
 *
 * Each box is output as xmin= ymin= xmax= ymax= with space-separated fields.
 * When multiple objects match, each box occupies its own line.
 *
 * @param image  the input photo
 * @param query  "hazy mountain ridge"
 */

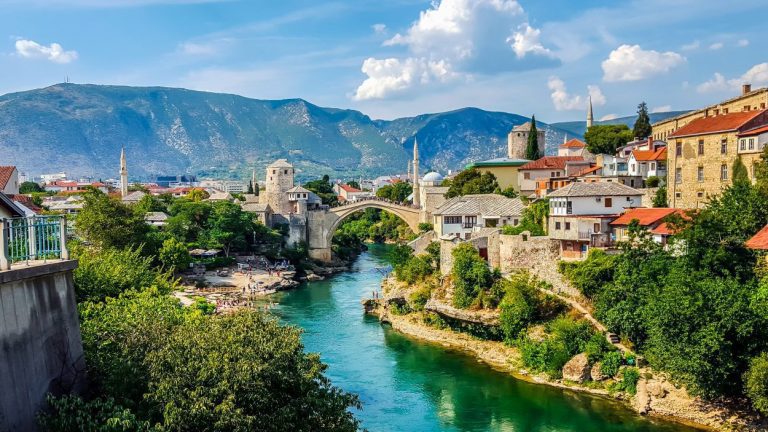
xmin=0 ymin=83 xmax=645 ymax=181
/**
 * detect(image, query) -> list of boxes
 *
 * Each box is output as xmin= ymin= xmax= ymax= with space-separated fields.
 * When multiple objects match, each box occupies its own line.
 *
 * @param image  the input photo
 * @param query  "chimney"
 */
xmin=743 ymin=84 xmax=752 ymax=95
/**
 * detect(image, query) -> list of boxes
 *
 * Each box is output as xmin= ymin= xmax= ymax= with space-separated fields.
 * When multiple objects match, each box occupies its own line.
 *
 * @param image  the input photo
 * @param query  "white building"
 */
xmin=333 ymin=183 xmax=372 ymax=202
xmin=432 ymin=194 xmax=524 ymax=240
xmin=627 ymin=147 xmax=667 ymax=182
xmin=40 ymin=172 xmax=67 ymax=183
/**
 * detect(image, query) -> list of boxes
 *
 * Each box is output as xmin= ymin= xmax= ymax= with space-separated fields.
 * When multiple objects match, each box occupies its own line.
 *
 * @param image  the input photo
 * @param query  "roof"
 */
xmin=668 ymin=110 xmax=765 ymax=138
xmin=610 ymin=208 xmax=679 ymax=226
xmin=746 ymin=225 xmax=768 ymax=250
xmin=548 ymin=182 xmax=642 ymax=198
xmin=0 ymin=166 xmax=16 ymax=191
xmin=560 ymin=139 xmax=586 ymax=149
xmin=207 ymin=192 xmax=233 ymax=201
xmin=242 ymin=202 xmax=272 ymax=213
xmin=0 ymin=192 xmax=24 ymax=217
xmin=468 ymin=158 xmax=530 ymax=168
xmin=512 ymin=122 xmax=537 ymax=132
xmin=422 ymin=172 xmax=444 ymax=182
xmin=8 ymin=194 xmax=42 ymax=214
xmin=286 ymin=186 xmax=311 ymax=194
xmin=739 ymin=124 xmax=768 ymax=137
xmin=268 ymin=159 xmax=293 ymax=169
xmin=121 ymin=191 xmax=146 ymax=202
xmin=144 ymin=212 xmax=169 ymax=222
xmin=433 ymin=194 xmax=524 ymax=217
xmin=519 ymin=156 xmax=584 ymax=171
xmin=575 ymin=166 xmax=601 ymax=176
xmin=338 ymin=184 xmax=362 ymax=193
xmin=631 ymin=147 xmax=667 ymax=162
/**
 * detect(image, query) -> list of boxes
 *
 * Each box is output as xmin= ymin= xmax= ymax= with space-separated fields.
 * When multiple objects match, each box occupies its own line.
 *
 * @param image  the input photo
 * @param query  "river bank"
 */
xmin=370 ymin=275 xmax=767 ymax=432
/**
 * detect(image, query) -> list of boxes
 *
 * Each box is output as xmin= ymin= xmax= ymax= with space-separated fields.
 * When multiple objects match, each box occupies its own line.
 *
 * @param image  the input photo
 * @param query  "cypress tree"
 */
xmin=526 ymin=115 xmax=541 ymax=160
xmin=247 ymin=180 xmax=254 ymax=194
xmin=633 ymin=102 xmax=652 ymax=139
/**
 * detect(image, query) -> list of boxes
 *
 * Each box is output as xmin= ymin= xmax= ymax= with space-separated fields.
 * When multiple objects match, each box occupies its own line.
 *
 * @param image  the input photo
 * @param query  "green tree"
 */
xmin=375 ymin=182 xmax=412 ymax=202
xmin=347 ymin=180 xmax=360 ymax=190
xmin=20 ymin=181 xmax=43 ymax=193
xmin=158 ymin=238 xmax=191 ymax=273
xmin=186 ymin=189 xmax=209 ymax=202
xmin=652 ymin=185 xmax=668 ymax=207
xmin=444 ymin=169 xmax=499 ymax=198
xmin=745 ymin=353 xmax=768 ymax=416
xmin=525 ymin=115 xmax=541 ymax=160
xmin=204 ymin=201 xmax=255 ymax=256
xmin=418 ymin=222 xmax=433 ymax=233
xmin=75 ymin=190 xmax=150 ymax=251
xmin=584 ymin=124 xmax=634 ymax=155
xmin=247 ymin=181 xmax=254 ymax=194
xmin=733 ymin=157 xmax=750 ymax=185
xmin=451 ymin=243 xmax=492 ymax=308
xmin=38 ymin=395 xmax=156 ymax=432
xmin=632 ymin=102 xmax=652 ymax=139
xmin=305 ymin=176 xmax=338 ymax=206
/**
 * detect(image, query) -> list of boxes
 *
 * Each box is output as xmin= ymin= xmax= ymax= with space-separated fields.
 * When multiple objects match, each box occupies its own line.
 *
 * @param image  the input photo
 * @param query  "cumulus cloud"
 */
xmin=353 ymin=0 xmax=557 ymax=100
xmin=651 ymin=105 xmax=672 ymax=113
xmin=14 ymin=39 xmax=78 ymax=63
xmin=601 ymin=44 xmax=685 ymax=82
xmin=548 ymin=76 xmax=606 ymax=111
xmin=697 ymin=63 xmax=768 ymax=93
xmin=372 ymin=23 xmax=387 ymax=35
xmin=352 ymin=57 xmax=456 ymax=101
xmin=709 ymin=42 xmax=723 ymax=50
xmin=507 ymin=23 xmax=552 ymax=59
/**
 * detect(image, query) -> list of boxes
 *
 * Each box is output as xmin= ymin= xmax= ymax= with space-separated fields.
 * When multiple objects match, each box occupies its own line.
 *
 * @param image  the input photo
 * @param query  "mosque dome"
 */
xmin=422 ymin=172 xmax=444 ymax=183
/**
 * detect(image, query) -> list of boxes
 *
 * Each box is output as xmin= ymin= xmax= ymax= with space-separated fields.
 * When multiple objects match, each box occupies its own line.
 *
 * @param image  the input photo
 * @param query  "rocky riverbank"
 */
xmin=369 ymin=276 xmax=767 ymax=432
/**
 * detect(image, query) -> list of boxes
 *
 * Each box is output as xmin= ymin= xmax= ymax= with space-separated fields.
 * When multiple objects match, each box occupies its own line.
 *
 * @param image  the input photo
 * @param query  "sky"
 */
xmin=1 ymin=0 xmax=766 ymax=122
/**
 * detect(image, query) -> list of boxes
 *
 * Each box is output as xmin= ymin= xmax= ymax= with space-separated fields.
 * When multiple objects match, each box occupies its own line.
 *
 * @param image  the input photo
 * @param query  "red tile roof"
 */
xmin=519 ymin=156 xmax=584 ymax=171
xmin=739 ymin=125 xmax=768 ymax=137
xmin=560 ymin=139 xmax=586 ymax=149
xmin=746 ymin=224 xmax=768 ymax=250
xmin=669 ymin=110 xmax=765 ymax=138
xmin=631 ymin=147 xmax=667 ymax=162
xmin=0 ymin=166 xmax=16 ymax=190
xmin=338 ymin=184 xmax=362 ymax=193
xmin=610 ymin=208 xmax=680 ymax=227
xmin=8 ymin=194 xmax=41 ymax=214
xmin=575 ymin=166 xmax=600 ymax=176
xmin=650 ymin=222 xmax=676 ymax=236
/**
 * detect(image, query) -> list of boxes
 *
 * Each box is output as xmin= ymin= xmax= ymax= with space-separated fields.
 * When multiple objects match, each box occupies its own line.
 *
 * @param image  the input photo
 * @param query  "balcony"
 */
xmin=577 ymin=231 xmax=613 ymax=248
xmin=1 ymin=215 xmax=70 ymax=270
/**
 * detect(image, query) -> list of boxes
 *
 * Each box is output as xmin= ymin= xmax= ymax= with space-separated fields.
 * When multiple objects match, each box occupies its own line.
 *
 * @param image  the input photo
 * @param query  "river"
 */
xmin=267 ymin=245 xmax=701 ymax=432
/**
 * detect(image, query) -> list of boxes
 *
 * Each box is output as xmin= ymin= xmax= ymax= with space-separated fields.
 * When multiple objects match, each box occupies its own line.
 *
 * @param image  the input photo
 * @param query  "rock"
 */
xmin=634 ymin=379 xmax=651 ymax=415
xmin=306 ymin=272 xmax=324 ymax=281
xmin=647 ymin=381 xmax=667 ymax=399
xmin=590 ymin=362 xmax=606 ymax=381
xmin=562 ymin=353 xmax=591 ymax=383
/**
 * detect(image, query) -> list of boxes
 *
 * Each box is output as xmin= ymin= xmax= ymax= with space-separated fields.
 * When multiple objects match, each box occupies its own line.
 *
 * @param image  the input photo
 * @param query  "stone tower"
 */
xmin=507 ymin=122 xmax=546 ymax=160
xmin=586 ymin=96 xmax=594 ymax=129
xmin=265 ymin=159 xmax=295 ymax=215
xmin=119 ymin=146 xmax=128 ymax=197
xmin=412 ymin=139 xmax=421 ymax=208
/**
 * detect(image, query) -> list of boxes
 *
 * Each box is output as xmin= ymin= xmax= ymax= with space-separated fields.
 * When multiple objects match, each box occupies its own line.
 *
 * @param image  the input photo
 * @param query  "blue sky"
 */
xmin=1 ymin=0 xmax=766 ymax=122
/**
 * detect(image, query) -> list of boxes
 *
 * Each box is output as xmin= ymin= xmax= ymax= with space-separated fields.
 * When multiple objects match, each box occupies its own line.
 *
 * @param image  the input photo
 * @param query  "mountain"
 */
xmin=551 ymin=111 xmax=691 ymax=138
xmin=0 ymin=84 xmax=576 ymax=181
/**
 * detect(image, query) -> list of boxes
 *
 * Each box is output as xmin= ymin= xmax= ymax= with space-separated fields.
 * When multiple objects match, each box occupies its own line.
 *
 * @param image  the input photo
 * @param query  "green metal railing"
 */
xmin=0 ymin=216 xmax=69 ymax=269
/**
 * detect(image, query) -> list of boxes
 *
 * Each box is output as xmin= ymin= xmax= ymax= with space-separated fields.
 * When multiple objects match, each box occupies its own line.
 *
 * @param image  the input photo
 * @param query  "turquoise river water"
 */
xmin=266 ymin=245 xmax=701 ymax=432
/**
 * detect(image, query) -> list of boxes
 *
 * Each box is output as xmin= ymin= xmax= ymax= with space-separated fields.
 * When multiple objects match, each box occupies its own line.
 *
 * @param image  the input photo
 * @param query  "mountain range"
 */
xmin=0 ymin=84 xmax=685 ymax=181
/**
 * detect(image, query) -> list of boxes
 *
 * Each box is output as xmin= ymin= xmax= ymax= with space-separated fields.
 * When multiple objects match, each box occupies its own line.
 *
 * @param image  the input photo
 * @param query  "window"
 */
xmin=741 ymin=139 xmax=747 ymax=151
xmin=744 ymin=105 xmax=751 ymax=112
xmin=675 ymin=168 xmax=682 ymax=184
xmin=513 ymin=219 xmax=519 ymax=226
xmin=698 ymin=140 xmax=704 ymax=155
xmin=697 ymin=166 xmax=704 ymax=182
xmin=675 ymin=142 xmax=682 ymax=157
xmin=723 ymin=108 xmax=729 ymax=114
xmin=523 ymin=172 xmax=531 ymax=180
xmin=713 ymin=109 xmax=720 ymax=115
xmin=284 ymin=170 xmax=288 ymax=174
xmin=721 ymin=139 xmax=728 ymax=154
xmin=566 ymin=201 xmax=572 ymax=214
xmin=464 ymin=216 xmax=477 ymax=228
xmin=444 ymin=216 xmax=461 ymax=224
xmin=749 ymin=138 xmax=755 ymax=150
xmin=630 ymin=179 xmax=635 ymax=187
xmin=605 ymin=197 xmax=613 ymax=207
xmin=630 ymin=163 xmax=635 ymax=172
xmin=565 ymin=222 xmax=571 ymax=230
xmin=675 ymin=192 xmax=681 ymax=199
xmin=721 ymin=164 xmax=728 ymax=181
xmin=651 ymin=162 xmax=656 ymax=170
xmin=697 ymin=191 xmax=704 ymax=198
xmin=555 ymin=222 xmax=561 ymax=230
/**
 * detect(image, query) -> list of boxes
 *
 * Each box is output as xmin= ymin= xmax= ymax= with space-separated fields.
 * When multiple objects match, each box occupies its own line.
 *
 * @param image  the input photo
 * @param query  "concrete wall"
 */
xmin=0 ymin=260 xmax=84 ymax=432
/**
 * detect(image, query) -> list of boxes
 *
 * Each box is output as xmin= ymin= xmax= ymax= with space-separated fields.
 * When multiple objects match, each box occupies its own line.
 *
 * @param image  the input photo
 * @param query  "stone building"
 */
xmin=418 ymin=171 xmax=449 ymax=223
xmin=507 ymin=122 xmax=546 ymax=159
xmin=262 ymin=159 xmax=295 ymax=216
xmin=666 ymin=109 xmax=768 ymax=209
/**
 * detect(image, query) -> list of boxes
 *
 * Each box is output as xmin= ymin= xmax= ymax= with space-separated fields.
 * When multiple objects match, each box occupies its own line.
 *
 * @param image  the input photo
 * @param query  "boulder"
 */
xmin=562 ymin=353 xmax=591 ymax=383
xmin=647 ymin=381 xmax=667 ymax=399
xmin=590 ymin=362 xmax=606 ymax=381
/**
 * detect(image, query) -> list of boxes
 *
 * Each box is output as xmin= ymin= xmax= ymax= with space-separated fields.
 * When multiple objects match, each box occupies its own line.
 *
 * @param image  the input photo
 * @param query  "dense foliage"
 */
xmin=502 ymin=199 xmax=549 ymax=236
xmin=451 ymin=243 xmax=494 ymax=308
xmin=584 ymin=124 xmax=633 ymax=155
xmin=304 ymin=175 xmax=338 ymax=206
xmin=444 ymin=168 xmax=499 ymax=198
xmin=20 ymin=181 xmax=44 ymax=193
xmin=375 ymin=182 xmax=412 ymax=202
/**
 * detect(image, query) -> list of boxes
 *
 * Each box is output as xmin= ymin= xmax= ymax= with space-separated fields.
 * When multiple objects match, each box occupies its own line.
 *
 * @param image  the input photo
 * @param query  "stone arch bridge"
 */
xmin=306 ymin=199 xmax=421 ymax=262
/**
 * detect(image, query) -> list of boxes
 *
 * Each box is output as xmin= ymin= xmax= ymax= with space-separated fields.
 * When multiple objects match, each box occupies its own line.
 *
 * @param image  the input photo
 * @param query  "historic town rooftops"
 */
xmin=519 ymin=156 xmax=584 ymax=171
xmin=144 ymin=212 xmax=169 ymax=223
xmin=739 ymin=124 xmax=768 ymax=137
xmin=652 ymin=87 xmax=767 ymax=127
xmin=668 ymin=110 xmax=766 ymax=138
xmin=548 ymin=182 xmax=642 ymax=198
xmin=746 ymin=225 xmax=768 ymax=250
xmin=286 ymin=186 xmax=311 ymax=194
xmin=610 ymin=208 xmax=680 ymax=226
xmin=338 ymin=184 xmax=362 ymax=193
xmin=631 ymin=147 xmax=667 ymax=162
xmin=207 ymin=191 xmax=233 ymax=201
xmin=8 ymin=194 xmax=41 ymax=215
xmin=560 ymin=139 xmax=586 ymax=149
xmin=0 ymin=166 xmax=16 ymax=191
xmin=121 ymin=190 xmax=146 ymax=203
xmin=433 ymin=194 xmax=524 ymax=217
xmin=268 ymin=159 xmax=293 ymax=168
xmin=467 ymin=158 xmax=530 ymax=168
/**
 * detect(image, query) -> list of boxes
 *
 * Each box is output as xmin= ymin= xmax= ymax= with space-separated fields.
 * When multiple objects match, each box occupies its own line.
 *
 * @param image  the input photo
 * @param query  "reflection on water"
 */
xmin=267 ymin=245 xmax=701 ymax=432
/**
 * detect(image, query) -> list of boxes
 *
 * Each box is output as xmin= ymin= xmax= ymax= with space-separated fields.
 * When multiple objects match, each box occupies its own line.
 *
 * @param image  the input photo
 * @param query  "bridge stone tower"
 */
xmin=264 ymin=159 xmax=294 ymax=216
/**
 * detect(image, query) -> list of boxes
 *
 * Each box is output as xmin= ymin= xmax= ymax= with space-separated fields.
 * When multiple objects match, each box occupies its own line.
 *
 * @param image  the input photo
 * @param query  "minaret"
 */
xmin=251 ymin=168 xmax=257 ymax=193
xmin=586 ymin=96 xmax=594 ymax=129
xmin=119 ymin=146 xmax=128 ymax=197
xmin=412 ymin=138 xmax=421 ymax=208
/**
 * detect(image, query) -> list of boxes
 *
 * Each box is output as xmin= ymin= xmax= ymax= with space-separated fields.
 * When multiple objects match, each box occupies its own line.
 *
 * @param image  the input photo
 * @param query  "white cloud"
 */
xmin=548 ymin=76 xmax=606 ymax=111
xmin=14 ymin=39 xmax=78 ymax=63
xmin=681 ymin=40 xmax=700 ymax=51
xmin=600 ymin=114 xmax=618 ymax=121
xmin=697 ymin=63 xmax=768 ymax=93
xmin=651 ymin=105 xmax=672 ymax=113
xmin=372 ymin=24 xmax=387 ymax=35
xmin=177 ymin=39 xmax=232 ymax=56
xmin=507 ymin=23 xmax=552 ymax=59
xmin=709 ymin=42 xmax=723 ymax=50
xmin=352 ymin=57 xmax=457 ymax=101
xmin=601 ymin=44 xmax=685 ymax=82
xmin=737 ymin=39 xmax=750 ymax=47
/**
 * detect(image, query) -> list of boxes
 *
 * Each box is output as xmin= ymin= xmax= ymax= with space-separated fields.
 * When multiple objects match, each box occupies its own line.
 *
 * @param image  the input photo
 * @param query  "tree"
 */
xmin=204 ymin=201 xmax=254 ymax=256
xmin=733 ymin=157 xmax=750 ymax=185
xmin=75 ymin=190 xmax=150 ymax=251
xmin=526 ymin=115 xmax=541 ymax=160
xmin=247 ymin=180 xmax=254 ymax=194
xmin=375 ymin=182 xmax=412 ymax=202
xmin=305 ymin=176 xmax=338 ymax=206
xmin=444 ymin=169 xmax=499 ymax=198
xmin=633 ymin=102 xmax=652 ymax=139
xmin=451 ymin=243 xmax=492 ymax=308
xmin=418 ymin=222 xmax=433 ymax=233
xmin=20 ymin=181 xmax=43 ymax=193
xmin=186 ymin=189 xmax=209 ymax=202
xmin=652 ymin=185 xmax=668 ymax=207
xmin=158 ymin=238 xmax=191 ymax=273
xmin=745 ymin=353 xmax=768 ymax=416
xmin=584 ymin=124 xmax=634 ymax=155
xmin=347 ymin=180 xmax=360 ymax=190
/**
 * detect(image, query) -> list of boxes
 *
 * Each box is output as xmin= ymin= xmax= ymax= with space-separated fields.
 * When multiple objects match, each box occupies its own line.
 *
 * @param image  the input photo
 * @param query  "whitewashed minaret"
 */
xmin=586 ymin=96 xmax=594 ymax=129
xmin=412 ymin=139 xmax=421 ymax=208
xmin=119 ymin=146 xmax=128 ymax=197
xmin=251 ymin=168 xmax=257 ymax=193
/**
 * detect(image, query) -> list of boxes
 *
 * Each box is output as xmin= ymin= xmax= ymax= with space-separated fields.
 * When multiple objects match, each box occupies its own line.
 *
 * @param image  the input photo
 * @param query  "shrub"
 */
xmin=425 ymin=242 xmax=441 ymax=268
xmin=497 ymin=275 xmax=540 ymax=342
xmin=559 ymin=249 xmax=616 ymax=298
xmin=745 ymin=353 xmax=768 ymax=416
xmin=548 ymin=317 xmax=594 ymax=357
xmin=600 ymin=351 xmax=623 ymax=378
xmin=390 ymin=302 xmax=412 ymax=315
xmin=518 ymin=336 xmax=571 ymax=379
xmin=37 ymin=395 xmax=154 ymax=432
xmin=621 ymin=367 xmax=640 ymax=395
xmin=423 ymin=312 xmax=448 ymax=330
xmin=584 ymin=333 xmax=613 ymax=363
xmin=418 ymin=222 xmax=434 ymax=233
xmin=395 ymin=255 xmax=433 ymax=284
xmin=409 ymin=286 xmax=431 ymax=311
xmin=451 ymin=243 xmax=492 ymax=308
xmin=645 ymin=176 xmax=661 ymax=188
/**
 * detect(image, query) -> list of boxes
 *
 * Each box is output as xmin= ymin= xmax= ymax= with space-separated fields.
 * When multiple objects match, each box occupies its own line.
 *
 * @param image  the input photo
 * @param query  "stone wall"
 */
xmin=0 ymin=261 xmax=85 ymax=432
xmin=642 ymin=187 xmax=659 ymax=208
xmin=499 ymin=233 xmax=579 ymax=296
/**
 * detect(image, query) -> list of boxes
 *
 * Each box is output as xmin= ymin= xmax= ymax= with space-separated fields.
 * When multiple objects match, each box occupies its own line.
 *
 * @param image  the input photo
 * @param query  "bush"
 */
xmin=584 ymin=333 xmax=613 ymax=363
xmin=38 ymin=395 xmax=154 ymax=432
xmin=390 ymin=302 xmax=412 ymax=315
xmin=395 ymin=255 xmax=433 ymax=284
xmin=499 ymin=287 xmax=535 ymax=342
xmin=418 ymin=222 xmax=434 ymax=233
xmin=518 ymin=336 xmax=572 ymax=379
xmin=745 ymin=353 xmax=768 ymax=416
xmin=451 ymin=243 xmax=492 ymax=308
xmin=645 ymin=176 xmax=661 ymax=188
xmin=559 ymin=249 xmax=616 ymax=298
xmin=425 ymin=242 xmax=441 ymax=268
xmin=600 ymin=351 xmax=623 ymax=378
xmin=620 ymin=367 xmax=640 ymax=395
xmin=409 ymin=286 xmax=431 ymax=311
xmin=548 ymin=317 xmax=594 ymax=356
xmin=423 ymin=312 xmax=448 ymax=330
